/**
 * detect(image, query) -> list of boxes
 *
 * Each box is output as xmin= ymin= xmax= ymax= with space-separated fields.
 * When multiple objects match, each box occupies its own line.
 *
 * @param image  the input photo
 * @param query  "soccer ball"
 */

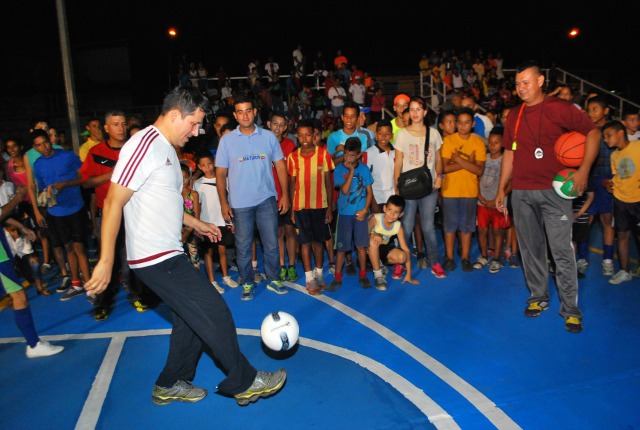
xmin=552 ymin=168 xmax=578 ymax=199
xmin=260 ymin=312 xmax=299 ymax=351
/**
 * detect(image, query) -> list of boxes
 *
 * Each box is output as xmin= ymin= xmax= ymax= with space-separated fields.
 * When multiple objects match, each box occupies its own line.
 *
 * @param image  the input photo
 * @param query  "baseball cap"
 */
xmin=394 ymin=94 xmax=410 ymax=105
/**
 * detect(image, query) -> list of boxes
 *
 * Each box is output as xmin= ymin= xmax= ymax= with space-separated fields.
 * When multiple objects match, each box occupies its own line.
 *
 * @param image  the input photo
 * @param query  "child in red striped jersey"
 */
xmin=287 ymin=119 xmax=335 ymax=295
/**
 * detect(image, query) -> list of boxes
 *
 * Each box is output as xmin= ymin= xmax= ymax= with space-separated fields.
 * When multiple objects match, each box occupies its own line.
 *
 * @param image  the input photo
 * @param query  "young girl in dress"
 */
xmin=180 ymin=164 xmax=201 ymax=269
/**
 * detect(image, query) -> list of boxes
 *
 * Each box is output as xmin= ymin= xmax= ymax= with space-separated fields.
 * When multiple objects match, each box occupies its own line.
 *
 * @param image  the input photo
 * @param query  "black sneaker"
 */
xmin=325 ymin=279 xmax=342 ymax=292
xmin=56 ymin=276 xmax=71 ymax=293
xmin=345 ymin=260 xmax=356 ymax=276
xmin=461 ymin=259 xmax=473 ymax=272
xmin=443 ymin=258 xmax=456 ymax=271
xmin=234 ymin=369 xmax=286 ymax=406
xmin=94 ymin=307 xmax=109 ymax=321
xmin=359 ymin=277 xmax=372 ymax=289
xmin=152 ymin=380 xmax=208 ymax=405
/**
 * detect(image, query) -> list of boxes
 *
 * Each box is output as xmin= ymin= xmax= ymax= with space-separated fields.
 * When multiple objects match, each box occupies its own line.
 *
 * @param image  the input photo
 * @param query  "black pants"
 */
xmin=134 ymin=254 xmax=256 ymax=394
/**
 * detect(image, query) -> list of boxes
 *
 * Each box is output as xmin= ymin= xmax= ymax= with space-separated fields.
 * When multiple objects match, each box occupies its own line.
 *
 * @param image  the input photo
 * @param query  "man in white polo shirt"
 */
xmin=86 ymin=87 xmax=286 ymax=407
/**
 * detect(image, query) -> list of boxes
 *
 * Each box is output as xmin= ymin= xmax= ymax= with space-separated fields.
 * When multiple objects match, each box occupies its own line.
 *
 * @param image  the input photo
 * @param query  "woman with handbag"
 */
xmin=394 ymin=96 xmax=446 ymax=279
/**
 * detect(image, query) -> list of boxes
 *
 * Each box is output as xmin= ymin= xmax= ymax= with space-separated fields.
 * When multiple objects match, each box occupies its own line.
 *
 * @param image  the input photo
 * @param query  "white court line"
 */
xmin=75 ymin=335 xmax=125 ymax=430
xmin=283 ymin=281 xmax=522 ymax=430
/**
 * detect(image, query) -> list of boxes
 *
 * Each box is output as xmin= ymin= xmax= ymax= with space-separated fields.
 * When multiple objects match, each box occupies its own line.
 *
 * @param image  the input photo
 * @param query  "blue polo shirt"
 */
xmin=33 ymin=149 xmax=84 ymax=217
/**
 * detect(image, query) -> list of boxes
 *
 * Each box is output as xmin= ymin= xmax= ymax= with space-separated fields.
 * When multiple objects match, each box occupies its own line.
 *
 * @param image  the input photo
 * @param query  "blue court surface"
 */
xmin=1 ymin=228 xmax=639 ymax=430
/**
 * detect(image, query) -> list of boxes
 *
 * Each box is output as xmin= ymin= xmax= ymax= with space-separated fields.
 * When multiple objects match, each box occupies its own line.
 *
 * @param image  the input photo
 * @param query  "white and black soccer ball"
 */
xmin=260 ymin=311 xmax=299 ymax=351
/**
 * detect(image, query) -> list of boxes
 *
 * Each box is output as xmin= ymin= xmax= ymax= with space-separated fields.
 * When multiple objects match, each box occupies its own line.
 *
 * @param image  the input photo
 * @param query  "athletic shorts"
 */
xmin=335 ymin=214 xmax=369 ymax=251
xmin=443 ymin=197 xmax=477 ymax=234
xmin=47 ymin=208 xmax=88 ymax=245
xmin=477 ymin=204 xmax=510 ymax=229
xmin=294 ymin=209 xmax=331 ymax=244
xmin=588 ymin=175 xmax=613 ymax=215
xmin=199 ymin=224 xmax=235 ymax=249
xmin=278 ymin=208 xmax=294 ymax=227
xmin=378 ymin=242 xmax=398 ymax=266
xmin=613 ymin=198 xmax=640 ymax=233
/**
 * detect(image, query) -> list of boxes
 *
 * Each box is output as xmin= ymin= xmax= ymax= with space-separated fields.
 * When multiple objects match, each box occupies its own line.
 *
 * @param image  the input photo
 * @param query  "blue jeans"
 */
xmin=401 ymin=190 xmax=440 ymax=266
xmin=233 ymin=197 xmax=280 ymax=284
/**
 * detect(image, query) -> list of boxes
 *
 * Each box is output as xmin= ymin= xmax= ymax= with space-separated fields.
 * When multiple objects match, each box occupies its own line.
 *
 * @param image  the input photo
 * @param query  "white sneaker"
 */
xmin=576 ymin=258 xmax=589 ymax=274
xmin=26 ymin=341 xmax=64 ymax=358
xmin=609 ymin=270 xmax=632 ymax=285
xmin=602 ymin=259 xmax=615 ymax=276
xmin=222 ymin=276 xmax=239 ymax=288
xmin=211 ymin=281 xmax=225 ymax=294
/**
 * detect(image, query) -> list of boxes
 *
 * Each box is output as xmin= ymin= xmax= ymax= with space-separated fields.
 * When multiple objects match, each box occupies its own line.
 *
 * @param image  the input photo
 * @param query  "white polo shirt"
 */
xmin=111 ymin=126 xmax=184 ymax=269
xmin=366 ymin=144 xmax=396 ymax=204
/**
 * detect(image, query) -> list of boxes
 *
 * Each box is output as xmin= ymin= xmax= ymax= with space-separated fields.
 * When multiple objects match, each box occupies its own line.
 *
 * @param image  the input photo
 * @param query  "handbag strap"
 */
xmin=423 ymin=126 xmax=430 ymax=171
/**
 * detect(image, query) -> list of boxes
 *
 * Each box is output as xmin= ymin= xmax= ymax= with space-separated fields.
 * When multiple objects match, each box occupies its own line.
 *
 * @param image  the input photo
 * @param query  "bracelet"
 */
xmin=438 ymin=174 xmax=445 ymax=179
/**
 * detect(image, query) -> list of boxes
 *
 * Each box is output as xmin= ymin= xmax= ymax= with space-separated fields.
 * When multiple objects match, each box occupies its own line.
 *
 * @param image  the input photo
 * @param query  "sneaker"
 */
xmin=212 ymin=281 xmax=224 ymax=294
xmin=503 ymin=247 xmax=512 ymax=260
xmin=60 ymin=286 xmax=84 ymax=301
xmin=632 ymin=266 xmax=640 ymax=277
xmin=359 ymin=277 xmax=372 ymax=289
xmin=431 ymin=263 xmax=446 ymax=279
xmin=56 ymin=276 xmax=71 ymax=293
xmin=345 ymin=260 xmax=356 ymax=276
xmin=509 ymin=254 xmax=521 ymax=268
xmin=487 ymin=248 xmax=495 ymax=259
xmin=328 ymin=263 xmax=336 ymax=276
xmin=241 ymin=283 xmax=254 ymax=301
xmin=461 ymin=259 xmax=473 ymax=272
xmin=374 ymin=276 xmax=387 ymax=291
xmin=473 ymin=256 xmax=489 ymax=270
xmin=576 ymin=258 xmax=589 ymax=274
xmin=417 ymin=256 xmax=428 ymax=269
xmin=306 ymin=278 xmax=321 ymax=295
xmin=443 ymin=258 xmax=456 ymax=271
xmin=609 ymin=270 xmax=632 ymax=285
xmin=222 ymin=276 xmax=239 ymax=288
xmin=253 ymin=268 xmax=264 ymax=283
xmin=326 ymin=279 xmax=341 ymax=292
xmin=94 ymin=307 xmax=109 ymax=321
xmin=234 ymin=369 xmax=286 ymax=406
xmin=489 ymin=260 xmax=501 ymax=274
xmin=312 ymin=268 xmax=326 ymax=290
xmin=267 ymin=280 xmax=288 ymax=295
xmin=279 ymin=266 xmax=287 ymax=282
xmin=41 ymin=263 xmax=52 ymax=275
xmin=602 ymin=259 xmax=614 ymax=276
xmin=26 ymin=341 xmax=64 ymax=358
xmin=131 ymin=300 xmax=149 ymax=312
xmin=565 ymin=317 xmax=583 ymax=333
xmin=152 ymin=380 xmax=207 ymax=406
xmin=524 ymin=301 xmax=549 ymax=317
xmin=287 ymin=266 xmax=298 ymax=282
xmin=380 ymin=265 xmax=389 ymax=276
xmin=391 ymin=264 xmax=404 ymax=279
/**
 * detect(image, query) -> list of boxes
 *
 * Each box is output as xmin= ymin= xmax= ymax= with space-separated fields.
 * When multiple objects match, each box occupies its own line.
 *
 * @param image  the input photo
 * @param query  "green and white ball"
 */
xmin=552 ymin=168 xmax=578 ymax=200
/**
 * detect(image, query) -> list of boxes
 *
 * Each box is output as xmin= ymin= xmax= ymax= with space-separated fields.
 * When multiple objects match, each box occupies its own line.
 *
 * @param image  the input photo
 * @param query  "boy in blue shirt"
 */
xmin=327 ymin=137 xmax=373 ymax=291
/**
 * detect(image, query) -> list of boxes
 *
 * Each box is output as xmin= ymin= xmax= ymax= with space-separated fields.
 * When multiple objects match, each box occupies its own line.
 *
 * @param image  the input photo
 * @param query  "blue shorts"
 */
xmin=588 ymin=175 xmax=613 ymax=215
xmin=335 ymin=214 xmax=369 ymax=251
xmin=443 ymin=197 xmax=477 ymax=234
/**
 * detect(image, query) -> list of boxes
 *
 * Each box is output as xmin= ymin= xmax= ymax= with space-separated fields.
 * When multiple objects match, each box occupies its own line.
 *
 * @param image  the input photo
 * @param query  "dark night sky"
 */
xmin=2 ymin=1 xmax=638 ymax=110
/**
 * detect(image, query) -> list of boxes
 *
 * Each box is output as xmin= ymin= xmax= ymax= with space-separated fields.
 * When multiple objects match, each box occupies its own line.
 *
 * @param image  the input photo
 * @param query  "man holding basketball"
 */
xmin=495 ymin=60 xmax=600 ymax=334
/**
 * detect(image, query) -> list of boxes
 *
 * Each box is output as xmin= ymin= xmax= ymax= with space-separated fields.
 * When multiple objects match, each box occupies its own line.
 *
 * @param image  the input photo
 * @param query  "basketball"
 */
xmin=260 ymin=311 xmax=299 ymax=351
xmin=552 ymin=168 xmax=578 ymax=199
xmin=555 ymin=131 xmax=585 ymax=167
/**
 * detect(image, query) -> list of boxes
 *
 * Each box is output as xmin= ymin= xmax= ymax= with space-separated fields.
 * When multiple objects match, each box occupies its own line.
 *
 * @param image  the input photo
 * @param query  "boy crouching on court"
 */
xmin=368 ymin=195 xmax=419 ymax=290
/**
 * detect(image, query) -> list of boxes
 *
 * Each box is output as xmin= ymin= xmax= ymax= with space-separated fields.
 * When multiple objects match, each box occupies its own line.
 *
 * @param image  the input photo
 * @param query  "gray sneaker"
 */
xmin=374 ymin=276 xmax=387 ymax=291
xmin=609 ymin=270 xmax=632 ymax=285
xmin=60 ymin=286 xmax=84 ymax=301
xmin=576 ymin=258 xmax=589 ymax=274
xmin=152 ymin=380 xmax=207 ymax=405
xmin=417 ymin=257 xmax=428 ymax=269
xmin=328 ymin=263 xmax=336 ymax=276
xmin=489 ymin=260 xmax=501 ymax=274
xmin=241 ymin=283 xmax=254 ymax=301
xmin=602 ymin=259 xmax=615 ymax=276
xmin=234 ymin=369 xmax=287 ymax=406
xmin=473 ymin=256 xmax=489 ymax=270
xmin=253 ymin=268 xmax=264 ymax=283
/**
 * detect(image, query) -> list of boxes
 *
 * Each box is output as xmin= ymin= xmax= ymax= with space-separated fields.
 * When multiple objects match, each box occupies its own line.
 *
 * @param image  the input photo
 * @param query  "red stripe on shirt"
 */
xmin=118 ymin=129 xmax=158 ymax=187
xmin=128 ymin=250 xmax=177 ymax=266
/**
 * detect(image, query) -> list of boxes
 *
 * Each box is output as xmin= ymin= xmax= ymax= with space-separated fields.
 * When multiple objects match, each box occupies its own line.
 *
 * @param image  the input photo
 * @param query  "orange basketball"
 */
xmin=554 ymin=131 xmax=585 ymax=167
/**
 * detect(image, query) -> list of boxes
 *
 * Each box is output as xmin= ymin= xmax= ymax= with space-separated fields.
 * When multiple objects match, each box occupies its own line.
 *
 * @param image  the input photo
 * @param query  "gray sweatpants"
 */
xmin=512 ymin=189 xmax=582 ymax=320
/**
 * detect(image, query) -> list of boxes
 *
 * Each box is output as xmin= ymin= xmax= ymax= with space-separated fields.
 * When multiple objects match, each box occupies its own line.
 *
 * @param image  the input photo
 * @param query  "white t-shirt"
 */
xmin=0 ymin=181 xmax=15 ymax=206
xmin=111 ymin=126 xmax=184 ymax=269
xmin=328 ymin=86 xmax=346 ymax=107
xmin=349 ymin=83 xmax=366 ymax=105
xmin=193 ymin=176 xmax=225 ymax=226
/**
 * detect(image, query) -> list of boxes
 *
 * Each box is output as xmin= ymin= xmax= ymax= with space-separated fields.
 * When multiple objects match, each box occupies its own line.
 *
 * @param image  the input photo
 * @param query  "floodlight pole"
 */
xmin=55 ymin=0 xmax=81 ymax=153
